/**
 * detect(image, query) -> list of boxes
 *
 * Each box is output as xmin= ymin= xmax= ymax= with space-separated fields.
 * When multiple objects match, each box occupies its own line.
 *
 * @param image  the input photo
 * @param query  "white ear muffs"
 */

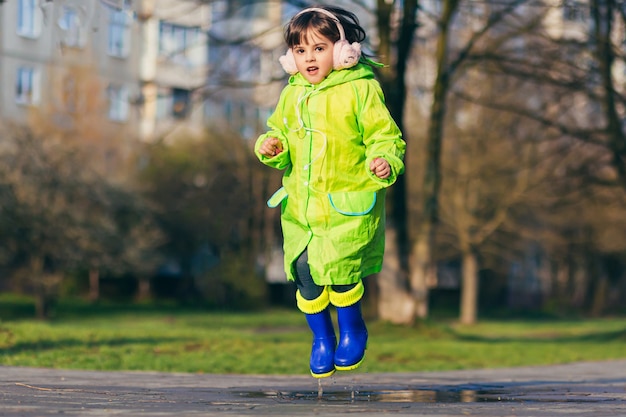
xmin=279 ymin=8 xmax=362 ymax=75
xmin=279 ymin=49 xmax=298 ymax=75
xmin=333 ymin=40 xmax=362 ymax=70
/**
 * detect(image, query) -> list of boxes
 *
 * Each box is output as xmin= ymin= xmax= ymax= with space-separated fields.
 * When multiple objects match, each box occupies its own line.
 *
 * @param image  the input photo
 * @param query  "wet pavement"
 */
xmin=1 ymin=360 xmax=626 ymax=416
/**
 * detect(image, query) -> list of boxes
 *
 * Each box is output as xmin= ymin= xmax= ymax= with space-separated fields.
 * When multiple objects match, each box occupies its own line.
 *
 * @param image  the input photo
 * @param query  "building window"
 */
xmin=107 ymin=84 xmax=129 ymax=121
xmin=171 ymin=88 xmax=191 ymax=119
xmin=258 ymin=107 xmax=273 ymax=130
xmin=17 ymin=0 xmax=40 ymax=38
xmin=224 ymin=100 xmax=233 ymax=123
xmin=16 ymin=67 xmax=39 ymax=105
xmin=238 ymin=46 xmax=260 ymax=81
xmin=563 ymin=0 xmax=587 ymax=23
xmin=155 ymin=89 xmax=171 ymax=120
xmin=155 ymin=88 xmax=192 ymax=120
xmin=211 ymin=1 xmax=228 ymax=22
xmin=58 ymin=6 xmax=85 ymax=48
xmin=108 ymin=9 xmax=131 ymax=58
xmin=159 ymin=22 xmax=204 ymax=67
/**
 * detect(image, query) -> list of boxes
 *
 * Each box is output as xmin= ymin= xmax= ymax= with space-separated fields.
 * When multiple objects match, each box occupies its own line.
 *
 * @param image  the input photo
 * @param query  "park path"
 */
xmin=2 ymin=360 xmax=626 ymax=416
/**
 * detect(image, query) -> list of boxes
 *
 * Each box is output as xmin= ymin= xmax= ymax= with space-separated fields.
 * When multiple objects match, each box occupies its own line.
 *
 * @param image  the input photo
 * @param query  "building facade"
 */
xmin=204 ymin=0 xmax=287 ymax=140
xmin=0 ymin=0 xmax=210 ymax=142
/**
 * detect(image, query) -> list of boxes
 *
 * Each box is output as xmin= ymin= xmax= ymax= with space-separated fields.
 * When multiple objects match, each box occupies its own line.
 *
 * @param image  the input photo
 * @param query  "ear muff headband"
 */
xmin=294 ymin=7 xmax=347 ymax=42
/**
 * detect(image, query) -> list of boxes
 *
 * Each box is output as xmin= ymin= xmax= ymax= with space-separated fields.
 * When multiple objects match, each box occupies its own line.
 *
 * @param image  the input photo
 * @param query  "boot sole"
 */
xmin=311 ymin=368 xmax=336 ymax=378
xmin=334 ymin=354 xmax=365 ymax=371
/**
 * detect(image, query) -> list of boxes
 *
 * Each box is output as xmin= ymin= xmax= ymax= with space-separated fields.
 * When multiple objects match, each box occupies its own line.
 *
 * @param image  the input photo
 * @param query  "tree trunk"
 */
xmin=590 ymin=275 xmax=608 ymax=317
xmin=410 ymin=0 xmax=459 ymax=319
xmin=409 ymin=227 xmax=434 ymax=319
xmin=569 ymin=255 xmax=588 ymax=309
xmin=590 ymin=0 xmax=626 ymax=188
xmin=35 ymin=290 xmax=52 ymax=320
xmin=136 ymin=277 xmax=151 ymax=301
xmin=30 ymin=256 xmax=51 ymax=320
xmin=88 ymin=269 xmax=100 ymax=302
xmin=460 ymin=249 xmax=479 ymax=324
xmin=378 ymin=226 xmax=415 ymax=323
xmin=588 ymin=253 xmax=608 ymax=317
xmin=374 ymin=0 xmax=419 ymax=323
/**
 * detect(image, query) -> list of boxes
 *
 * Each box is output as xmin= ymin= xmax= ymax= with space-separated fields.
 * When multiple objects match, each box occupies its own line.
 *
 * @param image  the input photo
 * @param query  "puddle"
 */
xmin=240 ymin=388 xmax=519 ymax=403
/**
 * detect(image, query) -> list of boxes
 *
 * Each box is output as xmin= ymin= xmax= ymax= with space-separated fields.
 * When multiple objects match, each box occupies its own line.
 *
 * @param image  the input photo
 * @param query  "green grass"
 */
xmin=1 ymin=295 xmax=625 ymax=375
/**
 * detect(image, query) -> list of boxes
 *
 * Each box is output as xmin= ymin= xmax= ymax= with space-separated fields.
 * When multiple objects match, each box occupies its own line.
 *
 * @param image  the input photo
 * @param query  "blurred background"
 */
xmin=0 ymin=0 xmax=624 ymax=324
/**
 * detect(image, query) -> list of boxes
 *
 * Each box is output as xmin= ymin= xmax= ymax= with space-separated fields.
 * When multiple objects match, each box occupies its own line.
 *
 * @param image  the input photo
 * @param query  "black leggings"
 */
xmin=294 ymin=249 xmax=357 ymax=300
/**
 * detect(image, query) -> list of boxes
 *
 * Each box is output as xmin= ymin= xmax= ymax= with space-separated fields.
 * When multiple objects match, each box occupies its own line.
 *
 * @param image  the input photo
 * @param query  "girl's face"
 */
xmin=291 ymin=29 xmax=335 ymax=85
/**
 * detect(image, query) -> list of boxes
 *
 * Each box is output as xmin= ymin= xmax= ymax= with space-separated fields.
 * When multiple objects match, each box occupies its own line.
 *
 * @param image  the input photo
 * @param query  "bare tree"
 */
xmin=590 ymin=0 xmax=626 ymax=188
xmin=384 ymin=0 xmax=530 ymax=322
xmin=451 ymin=0 xmax=626 ymax=316
xmin=372 ymin=0 xmax=420 ymax=322
xmin=440 ymin=92 xmax=543 ymax=323
xmin=0 ymin=126 xmax=159 ymax=317
xmin=0 ymin=57 xmax=164 ymax=316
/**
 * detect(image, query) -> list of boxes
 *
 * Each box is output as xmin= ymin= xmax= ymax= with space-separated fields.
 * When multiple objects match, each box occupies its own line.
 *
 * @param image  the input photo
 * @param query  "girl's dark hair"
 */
xmin=284 ymin=5 xmax=367 ymax=48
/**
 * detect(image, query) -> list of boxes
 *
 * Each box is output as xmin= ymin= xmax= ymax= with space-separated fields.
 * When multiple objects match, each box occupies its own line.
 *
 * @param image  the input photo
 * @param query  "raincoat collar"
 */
xmin=288 ymin=62 xmax=376 ymax=90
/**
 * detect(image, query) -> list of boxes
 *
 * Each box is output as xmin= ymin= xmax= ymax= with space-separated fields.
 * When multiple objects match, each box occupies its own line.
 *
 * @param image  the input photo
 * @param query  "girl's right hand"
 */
xmin=259 ymin=137 xmax=283 ymax=157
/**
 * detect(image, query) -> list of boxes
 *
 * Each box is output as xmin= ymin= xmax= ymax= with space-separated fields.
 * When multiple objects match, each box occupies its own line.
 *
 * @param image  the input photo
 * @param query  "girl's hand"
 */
xmin=370 ymin=157 xmax=391 ymax=179
xmin=259 ymin=137 xmax=283 ymax=157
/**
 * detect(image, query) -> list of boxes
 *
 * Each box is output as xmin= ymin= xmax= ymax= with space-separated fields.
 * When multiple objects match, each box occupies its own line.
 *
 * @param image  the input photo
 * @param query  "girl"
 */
xmin=255 ymin=5 xmax=405 ymax=378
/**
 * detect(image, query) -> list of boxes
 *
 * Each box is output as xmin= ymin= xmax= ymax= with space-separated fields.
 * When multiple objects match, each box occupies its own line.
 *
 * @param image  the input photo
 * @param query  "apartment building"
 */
xmin=203 ymin=0 xmax=287 ymax=140
xmin=0 ymin=0 xmax=209 ymax=142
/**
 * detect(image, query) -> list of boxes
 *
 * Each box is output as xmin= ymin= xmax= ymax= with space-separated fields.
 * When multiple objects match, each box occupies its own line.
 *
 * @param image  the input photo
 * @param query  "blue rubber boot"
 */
xmin=330 ymin=282 xmax=368 ymax=371
xmin=305 ymin=308 xmax=337 ymax=378
xmin=297 ymin=289 xmax=336 ymax=378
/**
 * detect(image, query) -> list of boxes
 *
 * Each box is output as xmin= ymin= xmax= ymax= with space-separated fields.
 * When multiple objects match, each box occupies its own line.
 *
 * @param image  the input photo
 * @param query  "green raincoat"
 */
xmin=255 ymin=63 xmax=405 ymax=286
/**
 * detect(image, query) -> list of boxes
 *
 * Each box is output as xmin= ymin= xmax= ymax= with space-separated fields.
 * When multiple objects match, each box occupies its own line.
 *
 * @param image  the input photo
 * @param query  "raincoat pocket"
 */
xmin=328 ymin=191 xmax=377 ymax=216
xmin=267 ymin=186 xmax=288 ymax=208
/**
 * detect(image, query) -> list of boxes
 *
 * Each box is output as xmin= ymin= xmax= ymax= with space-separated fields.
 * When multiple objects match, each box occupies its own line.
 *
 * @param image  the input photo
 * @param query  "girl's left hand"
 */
xmin=370 ymin=158 xmax=391 ymax=179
